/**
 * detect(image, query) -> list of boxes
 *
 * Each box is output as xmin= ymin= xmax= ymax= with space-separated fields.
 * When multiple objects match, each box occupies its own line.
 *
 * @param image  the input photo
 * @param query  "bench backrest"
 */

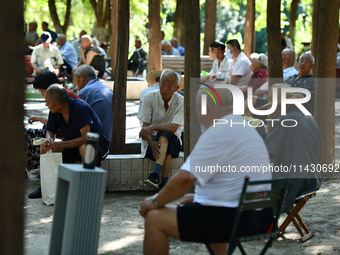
xmin=162 ymin=55 xmax=213 ymax=74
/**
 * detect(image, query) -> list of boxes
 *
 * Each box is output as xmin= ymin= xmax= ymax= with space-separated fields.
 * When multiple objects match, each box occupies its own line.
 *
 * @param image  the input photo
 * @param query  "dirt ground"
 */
xmin=24 ymin=178 xmax=340 ymax=255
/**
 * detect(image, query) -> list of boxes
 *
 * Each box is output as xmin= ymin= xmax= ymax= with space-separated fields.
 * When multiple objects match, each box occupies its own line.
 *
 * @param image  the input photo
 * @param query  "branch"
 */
xmin=90 ymin=0 xmax=98 ymax=18
xmin=62 ymin=0 xmax=72 ymax=33
xmin=48 ymin=0 xmax=62 ymax=33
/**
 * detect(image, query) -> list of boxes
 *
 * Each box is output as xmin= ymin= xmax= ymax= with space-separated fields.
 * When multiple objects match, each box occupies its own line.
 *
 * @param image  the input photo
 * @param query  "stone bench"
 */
xmin=101 ymin=152 xmax=184 ymax=191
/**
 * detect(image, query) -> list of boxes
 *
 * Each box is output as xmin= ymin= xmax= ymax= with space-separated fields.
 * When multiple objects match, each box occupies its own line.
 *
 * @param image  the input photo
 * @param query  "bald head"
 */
xmin=57 ymin=34 xmax=66 ymax=47
xmin=282 ymin=49 xmax=296 ymax=69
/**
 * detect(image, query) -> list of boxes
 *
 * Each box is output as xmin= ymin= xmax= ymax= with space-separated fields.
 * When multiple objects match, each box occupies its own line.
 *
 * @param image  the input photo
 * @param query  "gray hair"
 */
xmin=282 ymin=49 xmax=296 ymax=65
xmin=161 ymin=40 xmax=171 ymax=47
xmin=81 ymin=34 xmax=92 ymax=44
xmin=160 ymin=69 xmax=180 ymax=86
xmin=75 ymin=65 xmax=97 ymax=80
xmin=46 ymin=84 xmax=69 ymax=104
xmin=299 ymin=52 xmax=315 ymax=64
xmin=250 ymin=53 xmax=268 ymax=69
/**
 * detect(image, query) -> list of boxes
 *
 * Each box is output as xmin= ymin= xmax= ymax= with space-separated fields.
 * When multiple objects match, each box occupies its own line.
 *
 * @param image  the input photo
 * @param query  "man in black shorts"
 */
xmin=138 ymin=69 xmax=183 ymax=190
xmin=139 ymin=87 xmax=272 ymax=254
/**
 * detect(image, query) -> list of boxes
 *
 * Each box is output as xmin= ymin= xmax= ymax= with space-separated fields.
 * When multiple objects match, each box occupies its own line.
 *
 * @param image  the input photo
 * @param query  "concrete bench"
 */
xmin=162 ymin=55 xmax=213 ymax=74
xmin=101 ymin=152 xmax=184 ymax=191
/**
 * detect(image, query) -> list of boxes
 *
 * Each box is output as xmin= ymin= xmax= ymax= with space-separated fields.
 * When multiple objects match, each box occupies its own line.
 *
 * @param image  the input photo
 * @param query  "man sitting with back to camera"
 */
xmin=139 ymin=87 xmax=272 ymax=255
xmin=74 ymin=65 xmax=113 ymax=142
xmin=138 ymin=69 xmax=183 ymax=190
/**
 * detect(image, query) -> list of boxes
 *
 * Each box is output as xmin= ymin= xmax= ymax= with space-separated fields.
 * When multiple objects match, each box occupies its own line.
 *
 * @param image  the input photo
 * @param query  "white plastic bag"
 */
xmin=40 ymin=150 xmax=62 ymax=205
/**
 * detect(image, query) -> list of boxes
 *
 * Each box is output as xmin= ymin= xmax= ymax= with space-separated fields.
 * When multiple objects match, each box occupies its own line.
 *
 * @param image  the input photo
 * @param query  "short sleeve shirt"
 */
xmin=208 ymin=55 xmax=230 ymax=78
xmin=285 ymin=74 xmax=315 ymax=115
xmin=180 ymin=114 xmax=271 ymax=207
xmin=227 ymin=52 xmax=252 ymax=86
xmin=137 ymin=90 xmax=184 ymax=156
xmin=31 ymin=44 xmax=64 ymax=69
xmin=46 ymin=98 xmax=109 ymax=148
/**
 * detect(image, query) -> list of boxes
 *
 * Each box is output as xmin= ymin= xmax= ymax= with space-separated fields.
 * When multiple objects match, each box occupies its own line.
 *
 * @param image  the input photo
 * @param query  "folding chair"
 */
xmin=205 ymin=177 xmax=289 ymax=255
xmin=278 ymin=191 xmax=316 ymax=242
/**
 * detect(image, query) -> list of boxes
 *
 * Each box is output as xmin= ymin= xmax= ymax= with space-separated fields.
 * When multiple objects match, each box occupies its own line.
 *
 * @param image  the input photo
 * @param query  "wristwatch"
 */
xmin=152 ymin=193 xmax=163 ymax=208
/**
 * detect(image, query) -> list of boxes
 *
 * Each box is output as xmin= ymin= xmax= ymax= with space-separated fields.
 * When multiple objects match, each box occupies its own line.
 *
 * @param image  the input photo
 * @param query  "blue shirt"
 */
xmin=46 ymin=98 xmax=109 ymax=148
xmin=60 ymin=41 xmax=78 ymax=68
xmin=176 ymin=45 xmax=185 ymax=56
xmin=78 ymin=79 xmax=113 ymax=141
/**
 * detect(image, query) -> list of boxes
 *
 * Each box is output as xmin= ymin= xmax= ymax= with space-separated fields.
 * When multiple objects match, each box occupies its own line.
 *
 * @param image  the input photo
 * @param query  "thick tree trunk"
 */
xmin=148 ymin=0 xmax=162 ymax=71
xmin=183 ymin=0 xmax=200 ymax=158
xmin=48 ymin=0 xmax=71 ymax=34
xmin=314 ymin=0 xmax=339 ymax=166
xmin=110 ymin=0 xmax=129 ymax=154
xmin=0 ymin=0 xmax=25 ymax=254
xmin=203 ymin=0 xmax=217 ymax=55
xmin=173 ymin=0 xmax=185 ymax=47
xmin=288 ymin=0 xmax=299 ymax=48
xmin=311 ymin=0 xmax=320 ymax=63
xmin=110 ymin=0 xmax=118 ymax=80
xmin=244 ymin=0 xmax=255 ymax=57
xmin=266 ymin=0 xmax=283 ymax=84
xmin=90 ymin=0 xmax=110 ymax=42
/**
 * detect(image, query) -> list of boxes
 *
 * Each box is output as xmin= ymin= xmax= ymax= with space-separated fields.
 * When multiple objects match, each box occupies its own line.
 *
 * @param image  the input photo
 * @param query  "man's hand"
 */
xmin=44 ymin=140 xmax=61 ymax=152
xmin=150 ymin=141 xmax=161 ymax=159
xmin=139 ymin=125 xmax=154 ymax=140
xmin=139 ymin=196 xmax=156 ymax=218
xmin=209 ymin=74 xmax=217 ymax=82
xmin=179 ymin=193 xmax=195 ymax=205
xmin=28 ymin=116 xmax=47 ymax=125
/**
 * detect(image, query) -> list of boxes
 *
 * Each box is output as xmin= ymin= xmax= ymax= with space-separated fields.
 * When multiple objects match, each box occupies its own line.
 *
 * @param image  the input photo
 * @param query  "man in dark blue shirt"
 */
xmin=42 ymin=84 xmax=109 ymax=164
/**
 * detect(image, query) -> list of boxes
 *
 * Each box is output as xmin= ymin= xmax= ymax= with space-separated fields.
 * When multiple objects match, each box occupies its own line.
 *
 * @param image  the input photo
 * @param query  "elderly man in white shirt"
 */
xmin=226 ymin=39 xmax=252 ymax=86
xmin=138 ymin=69 xmax=184 ymax=190
xmin=282 ymin=49 xmax=298 ymax=82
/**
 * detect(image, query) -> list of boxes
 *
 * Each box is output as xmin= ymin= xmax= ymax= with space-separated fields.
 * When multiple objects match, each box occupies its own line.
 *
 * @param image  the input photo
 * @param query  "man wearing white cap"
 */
xmin=30 ymin=31 xmax=63 ymax=76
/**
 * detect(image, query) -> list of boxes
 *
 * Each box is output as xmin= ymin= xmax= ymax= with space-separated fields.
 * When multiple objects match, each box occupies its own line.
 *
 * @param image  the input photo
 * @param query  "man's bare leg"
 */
xmin=209 ymin=243 xmax=228 ymax=255
xmin=155 ymin=135 xmax=169 ymax=166
xmin=145 ymin=135 xmax=169 ymax=188
xmin=144 ymin=205 xmax=180 ymax=255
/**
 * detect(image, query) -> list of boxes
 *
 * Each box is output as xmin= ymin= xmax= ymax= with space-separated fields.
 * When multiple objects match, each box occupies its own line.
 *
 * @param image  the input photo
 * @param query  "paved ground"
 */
xmin=24 ymin=87 xmax=340 ymax=254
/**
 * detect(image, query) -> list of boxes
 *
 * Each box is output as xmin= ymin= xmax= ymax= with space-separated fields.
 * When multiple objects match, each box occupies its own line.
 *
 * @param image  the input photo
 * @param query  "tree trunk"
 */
xmin=90 ymin=0 xmax=110 ymax=42
xmin=203 ymin=0 xmax=217 ymax=55
xmin=48 ymin=0 xmax=72 ymax=34
xmin=0 ymin=0 xmax=25 ymax=254
xmin=244 ymin=0 xmax=255 ymax=57
xmin=110 ymin=0 xmax=118 ymax=80
xmin=183 ymin=0 xmax=200 ymax=158
xmin=314 ymin=0 xmax=339 ymax=167
xmin=288 ymin=0 xmax=299 ymax=48
xmin=311 ymin=0 xmax=320 ymax=63
xmin=266 ymin=0 xmax=283 ymax=84
xmin=148 ymin=0 xmax=162 ymax=71
xmin=110 ymin=0 xmax=129 ymax=154
xmin=173 ymin=0 xmax=185 ymax=46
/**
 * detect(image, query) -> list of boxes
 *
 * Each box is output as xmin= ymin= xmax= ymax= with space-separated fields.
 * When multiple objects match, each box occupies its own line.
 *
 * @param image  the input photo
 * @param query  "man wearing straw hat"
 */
xmin=140 ymin=70 xmax=162 ymax=106
xmin=261 ymin=83 xmax=321 ymax=213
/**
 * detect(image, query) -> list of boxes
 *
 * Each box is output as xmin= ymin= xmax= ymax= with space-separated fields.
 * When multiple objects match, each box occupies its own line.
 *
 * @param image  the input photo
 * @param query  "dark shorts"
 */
xmin=62 ymin=143 xmax=109 ymax=167
xmin=145 ymin=131 xmax=181 ymax=161
xmin=177 ymin=202 xmax=273 ymax=243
